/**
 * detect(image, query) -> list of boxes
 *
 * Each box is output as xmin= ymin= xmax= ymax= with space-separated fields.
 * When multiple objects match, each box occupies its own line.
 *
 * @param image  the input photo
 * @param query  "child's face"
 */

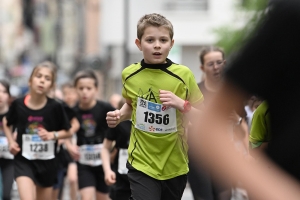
xmin=0 ymin=83 xmax=9 ymax=108
xmin=62 ymin=87 xmax=78 ymax=107
xmin=29 ymin=67 xmax=53 ymax=95
xmin=136 ymin=26 xmax=174 ymax=64
xmin=75 ymin=78 xmax=97 ymax=106
xmin=201 ymin=51 xmax=225 ymax=82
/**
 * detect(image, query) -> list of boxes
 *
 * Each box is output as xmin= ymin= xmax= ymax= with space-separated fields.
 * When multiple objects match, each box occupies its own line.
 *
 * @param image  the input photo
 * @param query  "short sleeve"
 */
xmin=105 ymin=126 xmax=118 ymax=141
xmin=6 ymin=99 xmax=18 ymax=127
xmin=122 ymin=68 xmax=130 ymax=100
xmin=63 ymin=103 xmax=76 ymax=120
xmin=55 ymin=103 xmax=71 ymax=131
xmin=187 ymin=70 xmax=203 ymax=105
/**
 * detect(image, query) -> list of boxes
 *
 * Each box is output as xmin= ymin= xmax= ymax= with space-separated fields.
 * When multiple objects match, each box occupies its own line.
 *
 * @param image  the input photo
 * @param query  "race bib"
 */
xmin=135 ymin=97 xmax=177 ymax=134
xmin=22 ymin=134 xmax=55 ymax=160
xmin=118 ymin=148 xmax=128 ymax=174
xmin=0 ymin=137 xmax=13 ymax=159
xmin=79 ymin=144 xmax=102 ymax=166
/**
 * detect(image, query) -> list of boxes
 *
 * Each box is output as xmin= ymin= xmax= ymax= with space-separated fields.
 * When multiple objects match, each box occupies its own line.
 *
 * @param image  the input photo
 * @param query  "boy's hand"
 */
xmin=67 ymin=144 xmax=80 ymax=161
xmin=106 ymin=110 xmax=121 ymax=128
xmin=38 ymin=128 xmax=54 ymax=141
xmin=104 ymin=169 xmax=116 ymax=186
xmin=9 ymin=141 xmax=20 ymax=155
xmin=159 ymin=90 xmax=185 ymax=111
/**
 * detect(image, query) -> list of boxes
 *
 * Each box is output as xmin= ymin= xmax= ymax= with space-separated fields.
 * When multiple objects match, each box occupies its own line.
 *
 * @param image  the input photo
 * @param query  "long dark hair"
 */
xmin=0 ymin=79 xmax=10 ymax=97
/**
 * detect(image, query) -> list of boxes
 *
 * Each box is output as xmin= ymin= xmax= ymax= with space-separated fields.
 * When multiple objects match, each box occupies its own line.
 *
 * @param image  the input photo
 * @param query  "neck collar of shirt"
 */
xmin=141 ymin=58 xmax=173 ymax=69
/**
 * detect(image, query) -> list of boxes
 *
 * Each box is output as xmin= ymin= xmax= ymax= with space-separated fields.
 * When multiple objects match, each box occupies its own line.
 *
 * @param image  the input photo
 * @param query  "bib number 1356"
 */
xmin=143 ymin=112 xmax=169 ymax=125
xmin=135 ymin=97 xmax=177 ymax=134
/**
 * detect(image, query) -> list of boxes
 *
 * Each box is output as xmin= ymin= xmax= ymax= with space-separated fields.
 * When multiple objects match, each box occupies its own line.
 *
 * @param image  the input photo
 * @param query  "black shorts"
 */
xmin=77 ymin=162 xmax=109 ymax=193
xmin=14 ymin=153 xmax=58 ymax=187
xmin=110 ymin=173 xmax=131 ymax=200
xmin=0 ymin=158 xmax=14 ymax=200
xmin=53 ymin=168 xmax=66 ymax=189
xmin=127 ymin=163 xmax=187 ymax=200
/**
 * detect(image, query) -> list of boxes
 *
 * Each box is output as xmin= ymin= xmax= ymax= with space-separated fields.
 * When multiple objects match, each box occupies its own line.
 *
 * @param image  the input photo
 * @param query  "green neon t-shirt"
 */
xmin=122 ymin=59 xmax=203 ymax=180
xmin=249 ymin=101 xmax=271 ymax=148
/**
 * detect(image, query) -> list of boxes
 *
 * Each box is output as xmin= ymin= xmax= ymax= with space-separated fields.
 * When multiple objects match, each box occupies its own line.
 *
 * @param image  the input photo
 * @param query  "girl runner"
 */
xmin=2 ymin=61 xmax=73 ymax=200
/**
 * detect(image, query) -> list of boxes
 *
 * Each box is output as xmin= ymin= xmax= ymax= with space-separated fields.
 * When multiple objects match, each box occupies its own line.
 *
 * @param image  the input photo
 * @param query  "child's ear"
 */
xmin=135 ymin=39 xmax=142 ymax=51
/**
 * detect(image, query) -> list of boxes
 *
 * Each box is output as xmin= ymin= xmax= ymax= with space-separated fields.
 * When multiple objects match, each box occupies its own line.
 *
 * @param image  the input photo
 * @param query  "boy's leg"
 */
xmin=161 ymin=174 xmax=187 ymax=200
xmin=80 ymin=187 xmax=96 ymax=200
xmin=36 ymin=185 xmax=53 ymax=200
xmin=77 ymin=163 xmax=97 ymax=200
xmin=52 ymin=168 xmax=65 ymax=200
xmin=16 ymin=176 xmax=36 ymax=200
xmin=94 ymin=165 xmax=109 ymax=200
xmin=67 ymin=162 xmax=78 ymax=200
xmin=96 ymin=191 xmax=109 ymax=200
xmin=127 ymin=169 xmax=161 ymax=200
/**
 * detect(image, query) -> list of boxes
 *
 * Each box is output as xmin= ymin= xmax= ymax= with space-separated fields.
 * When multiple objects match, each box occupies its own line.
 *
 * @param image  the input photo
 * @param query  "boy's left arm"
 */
xmin=159 ymin=90 xmax=203 ymax=123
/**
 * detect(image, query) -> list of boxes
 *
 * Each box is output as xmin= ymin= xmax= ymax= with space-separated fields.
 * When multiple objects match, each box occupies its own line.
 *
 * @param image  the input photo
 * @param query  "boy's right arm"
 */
xmin=65 ymin=137 xmax=79 ymax=161
xmin=106 ymin=99 xmax=132 ymax=128
xmin=101 ymin=139 xmax=116 ymax=185
xmin=2 ymin=117 xmax=20 ymax=155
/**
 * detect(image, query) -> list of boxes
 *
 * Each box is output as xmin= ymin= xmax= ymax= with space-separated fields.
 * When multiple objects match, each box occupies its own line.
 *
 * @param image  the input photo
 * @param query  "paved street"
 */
xmin=11 ymin=180 xmax=194 ymax=200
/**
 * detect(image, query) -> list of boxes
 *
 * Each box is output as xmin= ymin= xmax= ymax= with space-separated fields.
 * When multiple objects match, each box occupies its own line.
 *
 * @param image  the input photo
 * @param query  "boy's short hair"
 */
xmin=74 ymin=69 xmax=98 ymax=87
xmin=137 ymin=13 xmax=174 ymax=40
xmin=61 ymin=81 xmax=74 ymax=90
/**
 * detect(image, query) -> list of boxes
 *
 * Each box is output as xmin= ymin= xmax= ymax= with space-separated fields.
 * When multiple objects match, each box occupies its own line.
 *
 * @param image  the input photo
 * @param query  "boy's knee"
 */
xmin=68 ymin=176 xmax=78 ymax=184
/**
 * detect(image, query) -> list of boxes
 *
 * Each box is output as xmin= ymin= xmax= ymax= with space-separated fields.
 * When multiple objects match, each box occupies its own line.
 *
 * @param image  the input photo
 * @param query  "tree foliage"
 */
xmin=214 ymin=0 xmax=269 ymax=57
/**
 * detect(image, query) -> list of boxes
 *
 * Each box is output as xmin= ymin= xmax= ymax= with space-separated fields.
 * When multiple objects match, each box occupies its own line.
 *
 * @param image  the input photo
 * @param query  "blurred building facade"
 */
xmin=0 ymin=0 xmax=104 ymax=97
xmin=0 ymin=0 xmax=244 ymax=99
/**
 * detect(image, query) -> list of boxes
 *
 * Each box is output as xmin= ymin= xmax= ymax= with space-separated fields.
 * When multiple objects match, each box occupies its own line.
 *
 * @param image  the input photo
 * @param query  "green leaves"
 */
xmin=214 ymin=0 xmax=268 ymax=57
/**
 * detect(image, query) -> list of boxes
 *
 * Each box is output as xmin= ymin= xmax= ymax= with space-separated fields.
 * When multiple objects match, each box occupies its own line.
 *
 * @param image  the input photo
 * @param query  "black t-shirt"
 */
xmin=74 ymin=100 xmax=115 ymax=146
xmin=55 ymin=100 xmax=76 ymax=168
xmin=61 ymin=101 xmax=76 ymax=121
xmin=6 ymin=96 xmax=71 ymax=156
xmin=105 ymin=120 xmax=131 ymax=170
xmin=225 ymin=0 xmax=300 ymax=181
xmin=0 ymin=113 xmax=6 ymax=137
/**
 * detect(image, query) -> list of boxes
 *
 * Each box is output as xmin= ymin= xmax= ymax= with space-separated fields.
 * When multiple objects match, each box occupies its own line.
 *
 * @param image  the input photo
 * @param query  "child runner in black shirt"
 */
xmin=0 ymin=80 xmax=14 ymax=200
xmin=61 ymin=82 xmax=79 ymax=200
xmin=66 ymin=69 xmax=115 ymax=200
xmin=2 ymin=61 xmax=72 ymax=200
xmin=49 ymin=89 xmax=80 ymax=200
xmin=102 ymin=98 xmax=131 ymax=200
